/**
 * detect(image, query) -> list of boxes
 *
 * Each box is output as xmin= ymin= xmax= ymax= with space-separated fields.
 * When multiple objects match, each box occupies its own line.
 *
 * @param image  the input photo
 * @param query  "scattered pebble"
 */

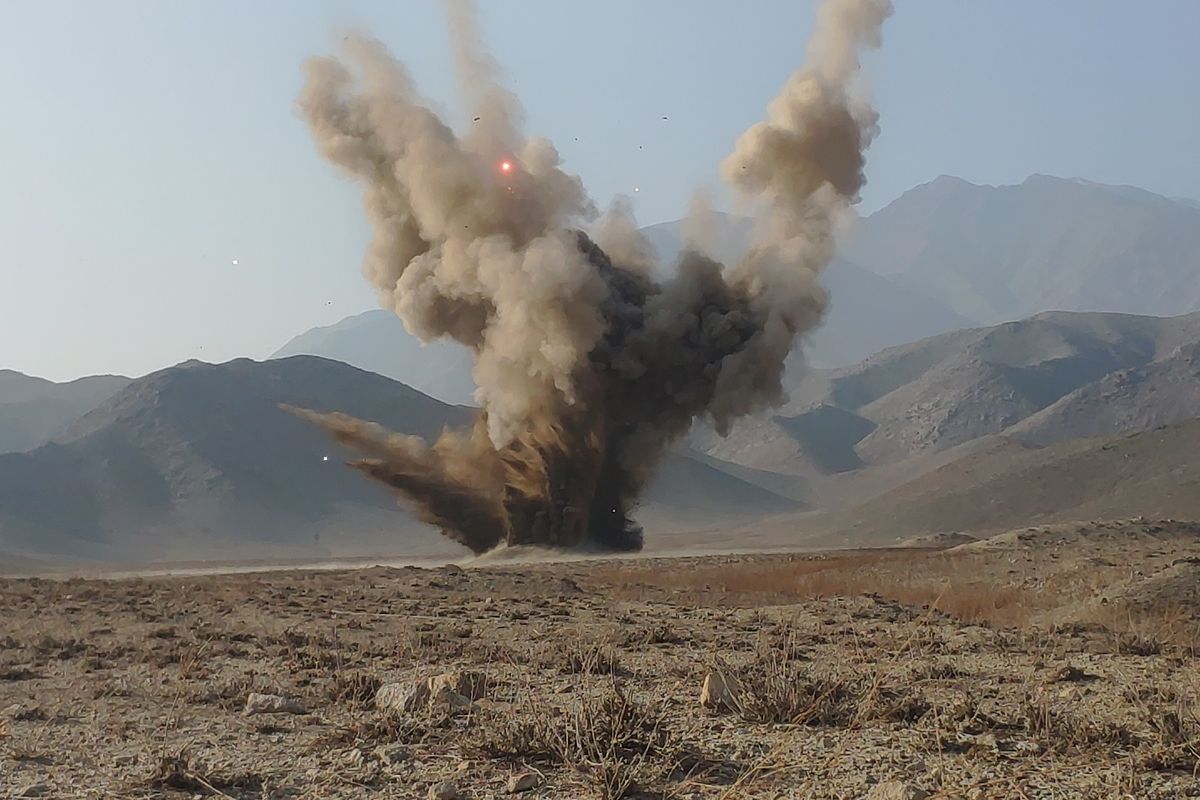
xmin=243 ymin=693 xmax=306 ymax=715
xmin=506 ymin=772 xmax=539 ymax=793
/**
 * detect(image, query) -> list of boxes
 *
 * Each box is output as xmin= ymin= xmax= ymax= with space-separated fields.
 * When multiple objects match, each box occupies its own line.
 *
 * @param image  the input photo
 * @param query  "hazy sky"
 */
xmin=2 ymin=1 xmax=1198 ymax=382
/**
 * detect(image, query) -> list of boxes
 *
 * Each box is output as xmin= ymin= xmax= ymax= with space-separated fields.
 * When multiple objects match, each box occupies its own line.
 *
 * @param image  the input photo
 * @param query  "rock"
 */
xmin=244 ymin=693 xmax=306 ymax=715
xmin=428 ymin=781 xmax=464 ymax=800
xmin=378 ymin=672 xmax=484 ymax=716
xmin=376 ymin=681 xmax=431 ymax=715
xmin=507 ymin=772 xmax=539 ymax=793
xmin=866 ymin=781 xmax=929 ymax=800
xmin=15 ymin=785 xmax=51 ymax=798
xmin=699 ymin=670 xmax=743 ymax=712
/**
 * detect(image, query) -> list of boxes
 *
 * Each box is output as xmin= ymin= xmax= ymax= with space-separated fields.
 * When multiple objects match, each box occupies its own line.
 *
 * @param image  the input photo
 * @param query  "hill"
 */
xmin=0 ymin=357 xmax=469 ymax=563
xmin=844 ymin=174 xmax=1200 ymax=323
xmin=0 ymin=357 xmax=796 ymax=564
xmin=779 ymin=418 xmax=1200 ymax=548
xmin=694 ymin=310 xmax=1200 ymax=474
xmin=0 ymin=370 xmax=131 ymax=454
xmin=271 ymin=311 xmax=476 ymax=405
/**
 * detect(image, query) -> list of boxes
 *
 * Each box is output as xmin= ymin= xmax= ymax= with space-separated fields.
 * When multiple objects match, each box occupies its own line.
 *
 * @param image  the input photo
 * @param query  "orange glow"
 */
xmin=499 ymin=160 xmax=513 ymax=173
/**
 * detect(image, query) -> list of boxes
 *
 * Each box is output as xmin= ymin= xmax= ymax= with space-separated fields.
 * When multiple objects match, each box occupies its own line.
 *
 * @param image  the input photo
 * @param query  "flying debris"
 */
xmin=293 ymin=0 xmax=892 ymax=555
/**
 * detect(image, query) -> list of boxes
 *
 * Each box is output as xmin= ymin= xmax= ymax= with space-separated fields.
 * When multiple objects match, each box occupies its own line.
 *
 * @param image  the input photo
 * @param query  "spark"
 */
xmin=499 ymin=160 xmax=513 ymax=174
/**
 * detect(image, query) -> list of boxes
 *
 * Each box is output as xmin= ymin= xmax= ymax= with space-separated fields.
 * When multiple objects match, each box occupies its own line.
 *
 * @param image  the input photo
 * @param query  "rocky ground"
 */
xmin=2 ymin=519 xmax=1199 ymax=799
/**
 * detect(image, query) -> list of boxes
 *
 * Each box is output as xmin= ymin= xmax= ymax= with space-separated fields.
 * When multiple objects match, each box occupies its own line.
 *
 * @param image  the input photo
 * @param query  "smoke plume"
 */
xmin=292 ymin=0 xmax=892 ymax=553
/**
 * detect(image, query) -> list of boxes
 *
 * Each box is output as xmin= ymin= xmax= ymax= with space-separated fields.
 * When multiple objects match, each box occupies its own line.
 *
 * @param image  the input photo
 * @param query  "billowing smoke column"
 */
xmin=292 ymin=0 xmax=892 ymax=553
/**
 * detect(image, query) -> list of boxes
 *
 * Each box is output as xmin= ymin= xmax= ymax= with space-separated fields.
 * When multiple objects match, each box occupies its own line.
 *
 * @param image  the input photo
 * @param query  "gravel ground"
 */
xmin=2 ymin=523 xmax=1198 ymax=799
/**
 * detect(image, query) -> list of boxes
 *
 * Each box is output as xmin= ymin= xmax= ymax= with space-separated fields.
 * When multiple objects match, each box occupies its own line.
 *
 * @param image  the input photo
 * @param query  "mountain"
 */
xmin=272 ymin=311 xmax=477 ymax=405
xmin=693 ymin=310 xmax=1200 ymax=475
xmin=0 ymin=370 xmax=131 ymax=454
xmin=844 ymin=174 xmax=1200 ymax=323
xmin=0 ymin=356 xmax=796 ymax=564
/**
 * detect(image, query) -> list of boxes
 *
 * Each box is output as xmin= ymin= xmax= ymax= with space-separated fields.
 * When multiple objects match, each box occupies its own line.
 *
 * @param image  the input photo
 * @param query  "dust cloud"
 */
xmin=291 ymin=0 xmax=892 ymax=554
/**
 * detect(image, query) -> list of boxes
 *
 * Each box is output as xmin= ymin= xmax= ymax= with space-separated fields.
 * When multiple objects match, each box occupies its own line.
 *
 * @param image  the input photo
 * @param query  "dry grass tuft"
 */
xmin=325 ymin=670 xmax=383 ymax=707
xmin=1020 ymin=690 xmax=1137 ymax=754
xmin=471 ymin=680 xmax=730 ymax=799
xmin=533 ymin=639 xmax=625 ymax=676
xmin=734 ymin=653 xmax=928 ymax=728
xmin=147 ymin=750 xmax=264 ymax=795
xmin=1127 ymin=685 xmax=1200 ymax=772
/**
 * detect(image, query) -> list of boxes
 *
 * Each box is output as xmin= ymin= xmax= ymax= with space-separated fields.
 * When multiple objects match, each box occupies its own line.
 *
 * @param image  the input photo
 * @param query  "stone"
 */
xmin=866 ymin=781 xmax=929 ymax=800
xmin=377 ymin=672 xmax=483 ymax=716
xmin=699 ymin=670 xmax=743 ymax=712
xmin=15 ymin=785 xmax=51 ymax=798
xmin=428 ymin=781 xmax=464 ymax=800
xmin=376 ymin=681 xmax=430 ymax=715
xmin=243 ymin=693 xmax=306 ymax=715
xmin=507 ymin=772 xmax=539 ymax=793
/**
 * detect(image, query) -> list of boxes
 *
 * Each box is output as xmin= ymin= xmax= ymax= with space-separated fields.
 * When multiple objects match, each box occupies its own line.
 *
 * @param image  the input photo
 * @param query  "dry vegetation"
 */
xmin=1 ymin=518 xmax=1199 ymax=799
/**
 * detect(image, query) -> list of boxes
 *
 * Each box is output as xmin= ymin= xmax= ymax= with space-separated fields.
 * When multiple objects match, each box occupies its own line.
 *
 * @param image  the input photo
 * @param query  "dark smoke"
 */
xmin=291 ymin=0 xmax=892 ymax=554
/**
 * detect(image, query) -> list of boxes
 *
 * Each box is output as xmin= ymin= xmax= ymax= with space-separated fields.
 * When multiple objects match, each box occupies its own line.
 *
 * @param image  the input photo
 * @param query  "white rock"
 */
xmin=243 ymin=693 xmax=305 ymax=715
xmin=699 ymin=670 xmax=743 ymax=712
xmin=378 ymin=672 xmax=483 ymax=716
xmin=376 ymin=681 xmax=430 ymax=715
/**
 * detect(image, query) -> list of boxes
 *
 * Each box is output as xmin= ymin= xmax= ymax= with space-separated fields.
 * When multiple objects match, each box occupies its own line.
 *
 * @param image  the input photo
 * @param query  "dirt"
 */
xmin=1 ymin=520 xmax=1199 ymax=799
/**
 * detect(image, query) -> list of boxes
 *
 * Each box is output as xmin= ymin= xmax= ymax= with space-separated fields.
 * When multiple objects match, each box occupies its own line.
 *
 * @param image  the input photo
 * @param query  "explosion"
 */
xmin=291 ymin=0 xmax=892 ymax=554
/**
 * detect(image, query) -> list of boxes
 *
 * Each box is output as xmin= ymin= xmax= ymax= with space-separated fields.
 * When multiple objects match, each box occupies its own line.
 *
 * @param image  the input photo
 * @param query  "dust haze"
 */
xmin=291 ymin=0 xmax=892 ymax=554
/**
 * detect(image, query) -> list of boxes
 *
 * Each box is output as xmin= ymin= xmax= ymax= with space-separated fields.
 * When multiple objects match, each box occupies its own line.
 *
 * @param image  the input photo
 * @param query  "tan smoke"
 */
xmin=292 ymin=0 xmax=892 ymax=553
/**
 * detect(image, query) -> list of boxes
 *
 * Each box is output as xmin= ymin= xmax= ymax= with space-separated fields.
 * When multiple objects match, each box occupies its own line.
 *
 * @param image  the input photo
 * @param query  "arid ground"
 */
xmin=2 ymin=519 xmax=1199 ymax=799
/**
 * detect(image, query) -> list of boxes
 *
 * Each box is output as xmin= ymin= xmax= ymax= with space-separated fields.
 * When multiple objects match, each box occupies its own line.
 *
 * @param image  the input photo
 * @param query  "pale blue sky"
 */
xmin=2 ymin=1 xmax=1198 ymax=381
